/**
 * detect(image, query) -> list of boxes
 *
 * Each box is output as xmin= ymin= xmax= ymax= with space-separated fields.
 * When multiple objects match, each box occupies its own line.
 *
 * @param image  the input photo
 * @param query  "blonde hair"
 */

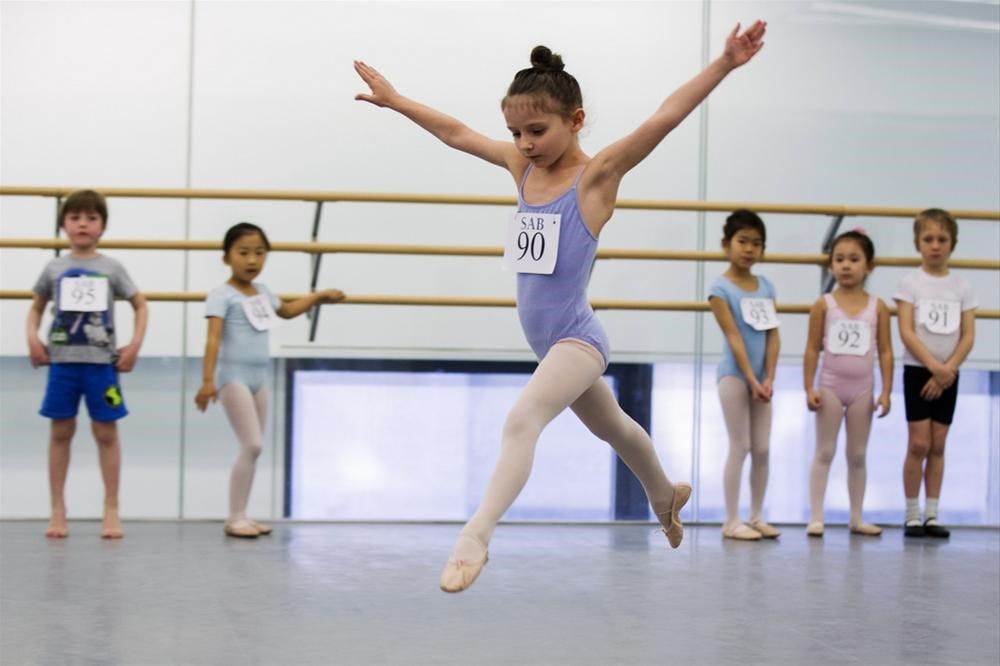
xmin=913 ymin=208 xmax=958 ymax=251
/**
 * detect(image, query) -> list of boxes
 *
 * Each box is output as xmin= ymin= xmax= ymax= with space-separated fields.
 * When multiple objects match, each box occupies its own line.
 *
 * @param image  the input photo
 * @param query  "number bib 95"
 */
xmin=739 ymin=298 xmax=779 ymax=331
xmin=59 ymin=276 xmax=109 ymax=312
xmin=503 ymin=212 xmax=561 ymax=274
xmin=241 ymin=294 xmax=278 ymax=331
xmin=827 ymin=319 xmax=870 ymax=356
xmin=918 ymin=299 xmax=960 ymax=335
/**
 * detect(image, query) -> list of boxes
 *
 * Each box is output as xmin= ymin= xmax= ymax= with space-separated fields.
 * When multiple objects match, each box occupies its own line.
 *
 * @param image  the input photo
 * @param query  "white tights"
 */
xmin=809 ymin=387 xmax=874 ymax=526
xmin=459 ymin=341 xmax=676 ymax=550
xmin=219 ymin=382 xmax=268 ymax=523
xmin=717 ymin=376 xmax=772 ymax=526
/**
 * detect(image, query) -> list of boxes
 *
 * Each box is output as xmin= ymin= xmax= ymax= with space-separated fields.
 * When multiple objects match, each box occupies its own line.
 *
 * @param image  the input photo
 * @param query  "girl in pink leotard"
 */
xmin=803 ymin=230 xmax=893 ymax=537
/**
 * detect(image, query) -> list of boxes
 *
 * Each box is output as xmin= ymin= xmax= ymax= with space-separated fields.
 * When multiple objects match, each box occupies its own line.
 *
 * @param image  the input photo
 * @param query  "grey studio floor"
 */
xmin=1 ymin=522 xmax=998 ymax=666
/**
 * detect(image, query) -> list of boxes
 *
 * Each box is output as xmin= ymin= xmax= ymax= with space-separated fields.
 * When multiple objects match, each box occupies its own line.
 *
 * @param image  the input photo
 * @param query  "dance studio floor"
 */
xmin=1 ymin=521 xmax=997 ymax=666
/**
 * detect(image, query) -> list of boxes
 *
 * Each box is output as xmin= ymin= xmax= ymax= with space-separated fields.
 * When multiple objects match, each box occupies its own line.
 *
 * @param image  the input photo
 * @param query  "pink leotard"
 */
xmin=819 ymin=293 xmax=877 ymax=406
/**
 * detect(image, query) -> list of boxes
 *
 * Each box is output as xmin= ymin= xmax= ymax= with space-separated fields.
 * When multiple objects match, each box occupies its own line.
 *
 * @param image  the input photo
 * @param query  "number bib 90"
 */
xmin=59 ymin=276 xmax=109 ymax=312
xmin=739 ymin=298 xmax=779 ymax=331
xmin=918 ymin=299 xmax=960 ymax=335
xmin=503 ymin=212 xmax=561 ymax=274
xmin=241 ymin=294 xmax=278 ymax=331
xmin=827 ymin=319 xmax=870 ymax=356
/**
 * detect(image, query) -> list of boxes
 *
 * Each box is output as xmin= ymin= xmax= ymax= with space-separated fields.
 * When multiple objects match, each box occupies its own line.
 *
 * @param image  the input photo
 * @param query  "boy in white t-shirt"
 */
xmin=893 ymin=209 xmax=977 ymax=538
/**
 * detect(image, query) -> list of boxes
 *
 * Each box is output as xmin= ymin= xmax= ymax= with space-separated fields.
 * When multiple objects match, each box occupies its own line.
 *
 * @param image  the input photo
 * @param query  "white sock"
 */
xmin=905 ymin=497 xmax=921 ymax=524
xmin=925 ymin=497 xmax=940 ymax=522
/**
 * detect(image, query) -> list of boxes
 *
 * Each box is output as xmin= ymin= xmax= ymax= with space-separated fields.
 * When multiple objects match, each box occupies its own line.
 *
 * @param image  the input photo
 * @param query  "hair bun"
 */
xmin=530 ymin=45 xmax=565 ymax=72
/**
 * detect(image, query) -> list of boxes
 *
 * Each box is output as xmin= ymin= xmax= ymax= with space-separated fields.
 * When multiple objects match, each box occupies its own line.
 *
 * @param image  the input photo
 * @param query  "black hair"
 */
xmin=829 ymin=230 xmax=875 ymax=265
xmin=722 ymin=209 xmax=766 ymax=246
xmin=223 ymin=222 xmax=271 ymax=254
xmin=501 ymin=45 xmax=583 ymax=117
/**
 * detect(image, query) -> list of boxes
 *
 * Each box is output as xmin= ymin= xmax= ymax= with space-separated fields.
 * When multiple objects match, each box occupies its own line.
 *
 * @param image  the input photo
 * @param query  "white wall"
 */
xmin=2 ymin=0 xmax=998 ymax=366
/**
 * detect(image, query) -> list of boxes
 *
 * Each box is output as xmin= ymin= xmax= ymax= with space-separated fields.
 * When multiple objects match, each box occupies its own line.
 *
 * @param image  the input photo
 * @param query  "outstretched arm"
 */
xmin=581 ymin=21 xmax=766 ymax=229
xmin=354 ymin=61 xmax=523 ymax=171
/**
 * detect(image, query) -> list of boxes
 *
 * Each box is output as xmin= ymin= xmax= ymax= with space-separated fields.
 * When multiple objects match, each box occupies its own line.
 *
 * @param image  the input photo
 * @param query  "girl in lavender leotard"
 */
xmin=354 ymin=22 xmax=766 ymax=593
xmin=803 ymin=230 xmax=893 ymax=537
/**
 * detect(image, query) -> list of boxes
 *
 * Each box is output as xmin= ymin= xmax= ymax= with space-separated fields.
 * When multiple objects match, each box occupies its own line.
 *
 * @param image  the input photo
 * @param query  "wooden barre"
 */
xmin=1 ymin=238 xmax=997 ymax=270
xmin=1 ymin=290 xmax=997 ymax=318
xmin=2 ymin=186 xmax=998 ymax=220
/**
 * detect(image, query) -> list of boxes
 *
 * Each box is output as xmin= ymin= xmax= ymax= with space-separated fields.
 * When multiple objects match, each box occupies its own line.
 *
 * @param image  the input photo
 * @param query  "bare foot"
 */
xmin=46 ymin=509 xmax=68 ymax=538
xmin=101 ymin=508 xmax=123 ymax=539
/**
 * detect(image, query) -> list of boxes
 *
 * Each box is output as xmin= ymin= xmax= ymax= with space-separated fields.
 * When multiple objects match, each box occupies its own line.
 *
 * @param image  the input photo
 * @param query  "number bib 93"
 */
xmin=827 ymin=319 xmax=870 ymax=356
xmin=241 ymin=294 xmax=278 ymax=331
xmin=59 ymin=276 xmax=109 ymax=312
xmin=739 ymin=298 xmax=779 ymax=331
xmin=503 ymin=212 xmax=561 ymax=274
xmin=918 ymin=299 xmax=960 ymax=335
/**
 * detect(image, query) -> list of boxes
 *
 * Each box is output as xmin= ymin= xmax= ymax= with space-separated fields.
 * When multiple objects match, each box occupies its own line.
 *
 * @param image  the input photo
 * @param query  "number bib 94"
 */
xmin=241 ymin=294 xmax=278 ymax=331
xmin=503 ymin=212 xmax=561 ymax=274
xmin=918 ymin=299 xmax=960 ymax=335
xmin=739 ymin=298 xmax=779 ymax=331
xmin=827 ymin=319 xmax=870 ymax=356
xmin=59 ymin=276 xmax=109 ymax=312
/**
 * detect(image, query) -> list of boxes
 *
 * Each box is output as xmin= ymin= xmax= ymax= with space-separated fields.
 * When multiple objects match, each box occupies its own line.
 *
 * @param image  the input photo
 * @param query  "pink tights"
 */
xmin=809 ymin=387 xmax=874 ymax=526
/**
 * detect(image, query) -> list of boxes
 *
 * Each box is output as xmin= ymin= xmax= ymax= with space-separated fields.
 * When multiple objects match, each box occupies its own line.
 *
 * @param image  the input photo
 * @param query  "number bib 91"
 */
xmin=503 ymin=212 xmax=561 ymax=274
xmin=59 ymin=276 xmax=109 ymax=312
xmin=918 ymin=299 xmax=960 ymax=335
xmin=241 ymin=294 xmax=278 ymax=331
xmin=739 ymin=298 xmax=779 ymax=331
xmin=827 ymin=319 xmax=870 ymax=356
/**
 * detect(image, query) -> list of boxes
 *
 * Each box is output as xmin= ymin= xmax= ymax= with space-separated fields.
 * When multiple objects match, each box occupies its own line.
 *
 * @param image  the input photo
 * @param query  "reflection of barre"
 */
xmin=2 ymin=238 xmax=998 ymax=270
xmin=2 ymin=289 xmax=999 ymax=318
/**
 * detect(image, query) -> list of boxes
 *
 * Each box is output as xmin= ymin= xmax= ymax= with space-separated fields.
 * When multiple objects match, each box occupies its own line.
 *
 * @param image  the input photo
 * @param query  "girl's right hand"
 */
xmin=750 ymin=378 xmax=770 ymax=402
xmin=806 ymin=388 xmax=821 ymax=412
xmin=354 ymin=61 xmax=399 ymax=108
xmin=195 ymin=381 xmax=217 ymax=412
xmin=28 ymin=337 xmax=50 ymax=368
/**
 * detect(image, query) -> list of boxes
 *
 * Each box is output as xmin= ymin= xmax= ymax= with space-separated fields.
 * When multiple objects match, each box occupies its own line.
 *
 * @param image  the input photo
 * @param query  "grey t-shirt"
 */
xmin=33 ymin=254 xmax=139 ymax=364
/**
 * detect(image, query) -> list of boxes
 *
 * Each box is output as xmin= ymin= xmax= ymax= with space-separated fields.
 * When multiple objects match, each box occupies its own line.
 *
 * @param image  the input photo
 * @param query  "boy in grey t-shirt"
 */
xmin=26 ymin=190 xmax=148 ymax=539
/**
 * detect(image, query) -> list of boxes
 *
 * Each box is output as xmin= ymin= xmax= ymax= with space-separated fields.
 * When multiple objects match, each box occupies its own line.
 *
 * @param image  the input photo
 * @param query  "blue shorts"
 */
xmin=39 ymin=363 xmax=128 ymax=422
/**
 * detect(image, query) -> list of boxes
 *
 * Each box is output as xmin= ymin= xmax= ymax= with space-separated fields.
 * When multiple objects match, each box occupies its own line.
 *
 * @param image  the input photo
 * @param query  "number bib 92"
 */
xmin=241 ymin=294 xmax=278 ymax=331
xmin=59 ymin=276 xmax=109 ymax=312
xmin=827 ymin=319 xmax=870 ymax=356
xmin=503 ymin=212 xmax=561 ymax=274
xmin=918 ymin=299 xmax=960 ymax=335
xmin=739 ymin=298 xmax=779 ymax=331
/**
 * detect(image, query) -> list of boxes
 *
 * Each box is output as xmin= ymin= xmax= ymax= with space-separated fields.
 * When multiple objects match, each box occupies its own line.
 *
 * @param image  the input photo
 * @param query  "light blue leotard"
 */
xmin=516 ymin=165 xmax=610 ymax=367
xmin=708 ymin=274 xmax=775 ymax=384
xmin=205 ymin=282 xmax=281 ymax=393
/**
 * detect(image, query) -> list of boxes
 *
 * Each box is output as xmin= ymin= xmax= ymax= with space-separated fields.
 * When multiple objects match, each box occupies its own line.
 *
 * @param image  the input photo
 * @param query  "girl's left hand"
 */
xmin=875 ymin=392 xmax=891 ymax=418
xmin=320 ymin=288 xmax=346 ymax=304
xmin=920 ymin=378 xmax=944 ymax=401
xmin=760 ymin=377 xmax=774 ymax=401
xmin=723 ymin=20 xmax=767 ymax=68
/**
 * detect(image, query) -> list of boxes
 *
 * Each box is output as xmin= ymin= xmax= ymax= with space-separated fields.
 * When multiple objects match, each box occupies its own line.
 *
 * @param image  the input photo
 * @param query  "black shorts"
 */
xmin=903 ymin=365 xmax=959 ymax=425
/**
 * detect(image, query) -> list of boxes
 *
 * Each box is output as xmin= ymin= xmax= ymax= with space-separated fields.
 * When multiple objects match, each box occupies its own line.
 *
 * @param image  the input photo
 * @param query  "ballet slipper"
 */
xmin=45 ymin=526 xmax=69 ymax=539
xmin=224 ymin=520 xmax=260 ymax=538
xmin=748 ymin=519 xmax=781 ymax=539
xmin=722 ymin=522 xmax=762 ymax=540
xmin=849 ymin=522 xmax=882 ymax=536
xmin=806 ymin=522 xmax=824 ymax=537
xmin=251 ymin=521 xmax=272 ymax=535
xmin=439 ymin=535 xmax=488 ymax=593
xmin=655 ymin=482 xmax=692 ymax=549
xmin=100 ymin=527 xmax=124 ymax=539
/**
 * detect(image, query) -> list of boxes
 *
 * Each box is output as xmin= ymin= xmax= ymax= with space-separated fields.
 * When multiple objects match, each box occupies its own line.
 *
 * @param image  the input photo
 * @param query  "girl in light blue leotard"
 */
xmin=355 ymin=22 xmax=767 ymax=592
xmin=195 ymin=223 xmax=344 ymax=538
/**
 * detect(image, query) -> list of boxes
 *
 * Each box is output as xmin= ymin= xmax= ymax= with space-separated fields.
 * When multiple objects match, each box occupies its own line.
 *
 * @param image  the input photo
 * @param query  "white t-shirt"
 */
xmin=893 ymin=268 xmax=978 ymax=366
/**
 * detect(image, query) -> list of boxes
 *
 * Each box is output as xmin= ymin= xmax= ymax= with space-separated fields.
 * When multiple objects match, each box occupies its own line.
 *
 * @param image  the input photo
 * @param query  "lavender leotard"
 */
xmin=819 ymin=293 xmax=877 ymax=406
xmin=515 ymin=165 xmax=610 ymax=367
